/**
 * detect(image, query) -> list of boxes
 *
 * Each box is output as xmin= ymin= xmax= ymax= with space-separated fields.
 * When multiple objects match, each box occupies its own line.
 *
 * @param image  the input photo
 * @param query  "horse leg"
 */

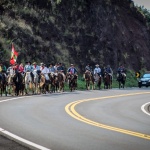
xmin=16 ymin=84 xmax=19 ymax=96
xmin=5 ymin=85 xmax=8 ymax=96
xmin=8 ymin=85 xmax=11 ymax=95
xmin=123 ymin=81 xmax=125 ymax=88
xmin=86 ymin=81 xmax=88 ymax=90
xmin=0 ymin=88 xmax=2 ymax=96
xmin=88 ymin=82 xmax=90 ymax=90
xmin=119 ymin=82 xmax=121 ymax=89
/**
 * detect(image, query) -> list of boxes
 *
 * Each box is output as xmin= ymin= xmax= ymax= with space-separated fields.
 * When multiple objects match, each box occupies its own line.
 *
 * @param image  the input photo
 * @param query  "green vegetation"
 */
xmin=136 ymin=6 xmax=150 ymax=26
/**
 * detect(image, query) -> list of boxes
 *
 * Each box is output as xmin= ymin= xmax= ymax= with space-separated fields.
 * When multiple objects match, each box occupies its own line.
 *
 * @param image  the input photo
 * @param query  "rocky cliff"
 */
xmin=0 ymin=0 xmax=150 ymax=72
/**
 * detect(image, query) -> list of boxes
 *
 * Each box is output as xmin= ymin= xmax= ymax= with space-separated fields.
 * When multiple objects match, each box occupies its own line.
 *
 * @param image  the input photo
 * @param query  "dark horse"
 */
xmin=13 ymin=72 xmax=24 ymax=96
xmin=0 ymin=73 xmax=7 ymax=96
xmin=117 ymin=72 xmax=126 ymax=89
xmin=66 ymin=73 xmax=78 ymax=92
xmin=85 ymin=71 xmax=95 ymax=90
xmin=103 ymin=72 xmax=112 ymax=89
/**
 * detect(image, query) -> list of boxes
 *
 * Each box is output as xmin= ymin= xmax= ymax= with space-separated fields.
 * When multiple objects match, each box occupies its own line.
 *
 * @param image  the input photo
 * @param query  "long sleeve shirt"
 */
xmin=94 ymin=67 xmax=101 ymax=74
xmin=24 ymin=65 xmax=33 ymax=72
xmin=40 ymin=66 xmax=49 ymax=74
xmin=67 ymin=67 xmax=77 ymax=74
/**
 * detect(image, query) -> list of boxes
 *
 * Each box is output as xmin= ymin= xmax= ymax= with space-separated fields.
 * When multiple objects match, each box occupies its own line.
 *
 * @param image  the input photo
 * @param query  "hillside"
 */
xmin=0 ymin=0 xmax=150 ymax=72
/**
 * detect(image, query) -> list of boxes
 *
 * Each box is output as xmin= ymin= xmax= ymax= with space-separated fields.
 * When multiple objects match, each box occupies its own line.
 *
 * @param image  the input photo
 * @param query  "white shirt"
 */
xmin=7 ymin=66 xmax=15 ymax=75
xmin=40 ymin=66 xmax=49 ymax=74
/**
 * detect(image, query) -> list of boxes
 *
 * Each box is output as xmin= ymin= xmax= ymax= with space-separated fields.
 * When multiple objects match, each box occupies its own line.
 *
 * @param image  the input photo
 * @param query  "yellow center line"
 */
xmin=65 ymin=92 xmax=150 ymax=140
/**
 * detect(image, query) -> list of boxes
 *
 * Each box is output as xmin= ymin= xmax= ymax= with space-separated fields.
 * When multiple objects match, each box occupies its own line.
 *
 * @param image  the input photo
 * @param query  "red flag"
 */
xmin=10 ymin=44 xmax=18 ymax=65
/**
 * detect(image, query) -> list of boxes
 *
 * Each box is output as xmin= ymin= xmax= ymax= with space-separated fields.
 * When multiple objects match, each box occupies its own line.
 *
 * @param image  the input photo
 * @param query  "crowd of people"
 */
xmin=0 ymin=61 xmax=126 ymax=78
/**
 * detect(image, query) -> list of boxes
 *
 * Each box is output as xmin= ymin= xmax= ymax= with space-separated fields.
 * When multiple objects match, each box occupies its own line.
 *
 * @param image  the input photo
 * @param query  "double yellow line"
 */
xmin=65 ymin=92 xmax=150 ymax=140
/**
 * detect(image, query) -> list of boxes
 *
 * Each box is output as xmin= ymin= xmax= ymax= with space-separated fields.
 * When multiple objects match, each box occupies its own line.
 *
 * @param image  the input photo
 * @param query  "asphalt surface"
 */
xmin=0 ymin=96 xmax=32 ymax=150
xmin=0 ymin=134 xmax=30 ymax=150
xmin=0 ymin=89 xmax=150 ymax=150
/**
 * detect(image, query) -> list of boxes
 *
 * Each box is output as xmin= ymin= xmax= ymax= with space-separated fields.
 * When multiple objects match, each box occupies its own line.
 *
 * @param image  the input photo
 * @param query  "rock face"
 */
xmin=0 ymin=0 xmax=150 ymax=72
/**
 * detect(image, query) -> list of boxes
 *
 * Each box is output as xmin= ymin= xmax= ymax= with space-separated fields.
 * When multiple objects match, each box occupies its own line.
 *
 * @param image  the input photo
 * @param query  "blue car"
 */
xmin=138 ymin=73 xmax=150 ymax=88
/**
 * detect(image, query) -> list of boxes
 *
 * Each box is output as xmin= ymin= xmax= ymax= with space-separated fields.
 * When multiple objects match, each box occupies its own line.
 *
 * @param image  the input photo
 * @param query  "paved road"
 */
xmin=0 ymin=88 xmax=150 ymax=150
xmin=0 ymin=96 xmax=31 ymax=150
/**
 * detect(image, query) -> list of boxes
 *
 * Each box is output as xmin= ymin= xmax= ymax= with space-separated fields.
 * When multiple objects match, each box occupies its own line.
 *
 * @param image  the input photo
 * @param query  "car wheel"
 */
xmin=146 ymin=85 xmax=148 ymax=88
xmin=138 ymin=85 xmax=141 ymax=88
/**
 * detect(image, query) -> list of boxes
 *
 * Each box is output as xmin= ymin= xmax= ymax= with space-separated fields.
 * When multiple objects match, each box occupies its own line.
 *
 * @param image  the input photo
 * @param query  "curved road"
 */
xmin=0 ymin=89 xmax=150 ymax=150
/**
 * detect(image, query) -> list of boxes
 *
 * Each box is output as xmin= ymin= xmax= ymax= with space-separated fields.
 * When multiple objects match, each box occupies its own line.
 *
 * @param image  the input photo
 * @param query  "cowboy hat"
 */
xmin=95 ymin=64 xmax=99 ymax=66
xmin=33 ymin=62 xmax=36 ymax=64
xmin=71 ymin=64 xmax=74 ymax=66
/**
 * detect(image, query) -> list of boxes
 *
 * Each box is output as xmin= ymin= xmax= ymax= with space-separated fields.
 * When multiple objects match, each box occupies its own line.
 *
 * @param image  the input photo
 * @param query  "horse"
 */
xmin=32 ymin=70 xmax=40 ymax=94
xmin=117 ymin=72 xmax=126 ymax=89
xmin=7 ymin=73 xmax=16 ymax=96
xmin=84 ymin=71 xmax=95 ymax=90
xmin=12 ymin=72 xmax=24 ymax=96
xmin=57 ymin=72 xmax=65 ymax=92
xmin=39 ymin=73 xmax=50 ymax=94
xmin=49 ymin=73 xmax=59 ymax=93
xmin=94 ymin=73 xmax=102 ymax=90
xmin=66 ymin=73 xmax=78 ymax=92
xmin=0 ymin=73 xmax=7 ymax=96
xmin=24 ymin=72 xmax=33 ymax=94
xmin=103 ymin=72 xmax=112 ymax=89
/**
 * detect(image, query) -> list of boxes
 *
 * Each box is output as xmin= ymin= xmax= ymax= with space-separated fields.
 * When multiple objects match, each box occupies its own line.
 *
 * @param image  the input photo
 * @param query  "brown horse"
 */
xmin=103 ymin=72 xmax=112 ymax=89
xmin=49 ymin=73 xmax=59 ymax=93
xmin=57 ymin=72 xmax=65 ymax=92
xmin=39 ymin=73 xmax=50 ymax=94
xmin=84 ymin=71 xmax=95 ymax=90
xmin=66 ymin=73 xmax=78 ymax=92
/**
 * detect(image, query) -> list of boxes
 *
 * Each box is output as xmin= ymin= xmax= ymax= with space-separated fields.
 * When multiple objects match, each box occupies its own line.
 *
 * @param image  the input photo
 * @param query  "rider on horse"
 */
xmin=40 ymin=63 xmax=50 ymax=80
xmin=117 ymin=65 xmax=126 ymax=75
xmin=105 ymin=65 xmax=113 ymax=79
xmin=24 ymin=61 xmax=33 ymax=72
xmin=18 ymin=63 xmax=24 ymax=75
xmin=85 ymin=63 xmax=92 ymax=73
xmin=24 ymin=61 xmax=34 ymax=81
xmin=7 ymin=64 xmax=15 ymax=75
xmin=94 ymin=64 xmax=101 ymax=77
xmin=49 ymin=63 xmax=56 ymax=73
xmin=57 ymin=63 xmax=65 ymax=82
xmin=32 ymin=62 xmax=40 ymax=74
xmin=117 ymin=65 xmax=126 ymax=80
xmin=67 ymin=64 xmax=78 ymax=75
xmin=57 ymin=63 xmax=64 ymax=72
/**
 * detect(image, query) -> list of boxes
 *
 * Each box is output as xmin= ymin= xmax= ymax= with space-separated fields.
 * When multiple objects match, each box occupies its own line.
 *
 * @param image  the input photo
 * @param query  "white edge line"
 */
xmin=0 ymin=96 xmax=51 ymax=150
xmin=141 ymin=102 xmax=150 ymax=116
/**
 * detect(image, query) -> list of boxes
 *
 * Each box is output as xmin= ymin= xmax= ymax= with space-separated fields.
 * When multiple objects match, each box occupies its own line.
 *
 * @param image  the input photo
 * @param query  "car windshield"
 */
xmin=143 ymin=74 xmax=150 ymax=78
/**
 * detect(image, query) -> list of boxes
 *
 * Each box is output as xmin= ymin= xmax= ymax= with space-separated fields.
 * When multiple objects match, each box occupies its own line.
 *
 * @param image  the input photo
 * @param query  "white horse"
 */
xmin=24 ymin=72 xmax=33 ymax=94
xmin=7 ymin=69 xmax=15 ymax=95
